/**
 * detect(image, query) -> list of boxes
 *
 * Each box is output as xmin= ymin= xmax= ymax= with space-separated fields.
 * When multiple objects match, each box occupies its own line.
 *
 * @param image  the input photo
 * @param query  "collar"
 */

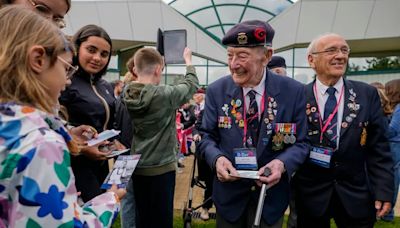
xmin=316 ymin=77 xmax=344 ymax=96
xmin=243 ymin=69 xmax=266 ymax=96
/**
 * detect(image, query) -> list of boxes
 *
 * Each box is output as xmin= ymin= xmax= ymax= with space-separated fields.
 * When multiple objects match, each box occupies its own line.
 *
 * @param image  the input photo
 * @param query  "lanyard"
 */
xmin=242 ymin=90 xmax=266 ymax=146
xmin=313 ymin=83 xmax=344 ymax=143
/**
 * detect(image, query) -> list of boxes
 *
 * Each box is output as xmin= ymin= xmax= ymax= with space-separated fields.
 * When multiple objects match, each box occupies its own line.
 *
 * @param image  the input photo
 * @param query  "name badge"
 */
xmin=309 ymin=146 xmax=333 ymax=168
xmin=234 ymin=148 xmax=258 ymax=170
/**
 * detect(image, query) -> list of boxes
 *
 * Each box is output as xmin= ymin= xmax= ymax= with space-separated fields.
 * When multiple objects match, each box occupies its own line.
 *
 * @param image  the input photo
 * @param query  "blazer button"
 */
xmin=251 ymin=186 xmax=256 ymax=191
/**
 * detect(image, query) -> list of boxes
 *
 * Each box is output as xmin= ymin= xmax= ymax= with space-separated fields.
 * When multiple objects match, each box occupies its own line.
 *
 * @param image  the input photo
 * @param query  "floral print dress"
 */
xmin=0 ymin=103 xmax=120 ymax=227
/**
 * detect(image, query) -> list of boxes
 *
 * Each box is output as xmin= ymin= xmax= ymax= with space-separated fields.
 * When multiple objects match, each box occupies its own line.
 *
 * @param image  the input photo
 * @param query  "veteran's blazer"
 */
xmin=198 ymin=70 xmax=309 ymax=225
xmin=295 ymin=79 xmax=394 ymax=219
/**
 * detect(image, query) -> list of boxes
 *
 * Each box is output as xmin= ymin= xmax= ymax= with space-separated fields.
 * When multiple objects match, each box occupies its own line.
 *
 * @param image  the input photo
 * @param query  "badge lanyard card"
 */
xmin=309 ymin=83 xmax=344 ymax=168
xmin=231 ymin=91 xmax=266 ymax=179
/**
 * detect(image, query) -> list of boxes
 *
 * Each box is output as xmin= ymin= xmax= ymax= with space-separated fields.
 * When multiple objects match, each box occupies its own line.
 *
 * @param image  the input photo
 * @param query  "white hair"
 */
xmin=306 ymin=33 xmax=344 ymax=56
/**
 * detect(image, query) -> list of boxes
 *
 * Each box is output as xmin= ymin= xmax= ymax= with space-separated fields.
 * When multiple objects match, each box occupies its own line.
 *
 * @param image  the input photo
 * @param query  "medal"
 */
xmin=341 ymin=122 xmax=348 ymax=128
xmin=311 ymin=107 xmax=317 ymax=112
xmin=289 ymin=134 xmax=296 ymax=144
xmin=360 ymin=127 xmax=367 ymax=146
xmin=272 ymin=133 xmax=284 ymax=151
xmin=284 ymin=134 xmax=290 ymax=144
xmin=239 ymin=119 xmax=244 ymax=128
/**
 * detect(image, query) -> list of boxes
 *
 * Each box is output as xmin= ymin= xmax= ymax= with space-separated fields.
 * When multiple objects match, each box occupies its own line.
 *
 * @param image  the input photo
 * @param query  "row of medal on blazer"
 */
xmin=219 ymin=97 xmax=278 ymax=129
xmin=218 ymin=97 xmax=297 ymax=148
xmin=306 ymin=88 xmax=361 ymax=134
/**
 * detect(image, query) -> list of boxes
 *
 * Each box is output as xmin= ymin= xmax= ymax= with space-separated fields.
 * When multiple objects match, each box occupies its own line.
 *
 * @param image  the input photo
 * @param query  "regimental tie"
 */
xmin=246 ymin=90 xmax=259 ymax=147
xmin=324 ymin=87 xmax=338 ymax=148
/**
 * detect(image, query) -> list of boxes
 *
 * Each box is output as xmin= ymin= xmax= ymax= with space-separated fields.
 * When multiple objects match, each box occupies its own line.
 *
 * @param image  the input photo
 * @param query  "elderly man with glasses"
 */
xmin=294 ymin=33 xmax=394 ymax=228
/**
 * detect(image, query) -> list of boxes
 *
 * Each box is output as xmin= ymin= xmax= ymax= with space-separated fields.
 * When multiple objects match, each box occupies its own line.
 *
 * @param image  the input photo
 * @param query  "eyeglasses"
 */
xmin=57 ymin=56 xmax=79 ymax=79
xmin=312 ymin=47 xmax=350 ymax=56
xmin=27 ymin=0 xmax=66 ymax=29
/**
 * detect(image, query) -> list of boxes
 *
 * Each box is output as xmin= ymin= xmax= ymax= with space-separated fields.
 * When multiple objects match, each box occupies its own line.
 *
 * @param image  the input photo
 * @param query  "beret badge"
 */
xmin=254 ymin=27 xmax=266 ymax=42
xmin=237 ymin=32 xmax=248 ymax=45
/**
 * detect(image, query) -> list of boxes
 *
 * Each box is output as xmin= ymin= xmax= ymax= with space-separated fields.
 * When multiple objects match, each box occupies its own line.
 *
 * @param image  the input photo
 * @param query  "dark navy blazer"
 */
xmin=199 ymin=70 xmax=309 ymax=224
xmin=295 ymin=79 xmax=394 ymax=219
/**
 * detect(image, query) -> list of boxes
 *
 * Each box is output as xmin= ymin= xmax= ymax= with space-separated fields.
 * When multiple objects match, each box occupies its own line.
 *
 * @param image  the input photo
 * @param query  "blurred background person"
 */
xmin=178 ymin=102 xmax=196 ymax=156
xmin=382 ymin=79 xmax=400 ymax=222
xmin=192 ymin=88 xmax=214 ymax=220
xmin=267 ymin=55 xmax=287 ymax=76
xmin=111 ymin=79 xmax=124 ymax=98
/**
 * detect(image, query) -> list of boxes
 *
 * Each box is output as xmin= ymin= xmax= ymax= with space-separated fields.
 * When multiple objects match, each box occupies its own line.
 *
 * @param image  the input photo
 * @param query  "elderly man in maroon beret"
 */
xmin=198 ymin=20 xmax=309 ymax=228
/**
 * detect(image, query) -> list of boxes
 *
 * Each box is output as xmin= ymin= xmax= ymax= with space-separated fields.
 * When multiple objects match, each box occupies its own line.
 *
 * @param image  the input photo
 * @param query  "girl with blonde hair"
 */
xmin=0 ymin=6 xmax=124 ymax=227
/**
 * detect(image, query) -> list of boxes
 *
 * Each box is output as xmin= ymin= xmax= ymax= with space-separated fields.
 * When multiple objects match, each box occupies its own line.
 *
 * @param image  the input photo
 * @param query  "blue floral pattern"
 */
xmin=0 ymin=103 xmax=120 ymax=227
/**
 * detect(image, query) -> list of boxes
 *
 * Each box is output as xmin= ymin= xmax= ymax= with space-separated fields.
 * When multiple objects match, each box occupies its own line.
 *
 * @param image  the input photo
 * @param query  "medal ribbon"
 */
xmin=313 ymin=83 xmax=344 ymax=143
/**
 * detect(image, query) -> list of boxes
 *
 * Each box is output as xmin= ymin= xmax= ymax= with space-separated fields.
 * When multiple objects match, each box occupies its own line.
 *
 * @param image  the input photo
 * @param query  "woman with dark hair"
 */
xmin=59 ymin=24 xmax=126 ymax=202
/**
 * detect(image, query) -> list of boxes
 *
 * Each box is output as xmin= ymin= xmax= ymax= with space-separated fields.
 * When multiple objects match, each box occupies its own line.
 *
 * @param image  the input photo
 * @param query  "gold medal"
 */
xmin=360 ymin=127 xmax=367 ymax=146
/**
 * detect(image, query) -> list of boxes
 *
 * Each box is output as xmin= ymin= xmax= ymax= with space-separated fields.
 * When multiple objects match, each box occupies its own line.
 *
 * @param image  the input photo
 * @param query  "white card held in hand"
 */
xmin=106 ymin=149 xmax=130 ymax=158
xmin=230 ymin=170 xmax=260 ymax=180
xmin=87 ymin=129 xmax=120 ymax=146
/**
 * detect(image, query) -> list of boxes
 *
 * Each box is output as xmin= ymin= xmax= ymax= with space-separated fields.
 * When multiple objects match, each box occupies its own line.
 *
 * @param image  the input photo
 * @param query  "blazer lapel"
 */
xmin=340 ymin=79 xmax=360 ymax=138
xmin=257 ymin=71 xmax=280 ymax=159
xmin=226 ymin=83 xmax=244 ymax=139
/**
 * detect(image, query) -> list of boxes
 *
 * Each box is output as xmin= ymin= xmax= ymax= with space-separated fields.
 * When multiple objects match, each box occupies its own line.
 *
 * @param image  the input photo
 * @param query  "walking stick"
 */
xmin=253 ymin=167 xmax=272 ymax=228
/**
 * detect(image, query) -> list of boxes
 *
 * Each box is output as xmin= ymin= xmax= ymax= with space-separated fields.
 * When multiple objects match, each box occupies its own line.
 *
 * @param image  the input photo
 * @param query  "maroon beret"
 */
xmin=222 ymin=20 xmax=275 ymax=47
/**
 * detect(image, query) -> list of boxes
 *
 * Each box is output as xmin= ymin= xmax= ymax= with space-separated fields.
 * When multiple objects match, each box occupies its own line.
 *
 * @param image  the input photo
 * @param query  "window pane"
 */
xmin=294 ymin=48 xmax=308 ymax=67
xmin=241 ymin=8 xmax=274 ymax=22
xmin=217 ymin=6 xmax=243 ymax=24
xmin=293 ymin=67 xmax=315 ymax=84
xmin=188 ymin=8 xmax=217 ymax=27
xmin=274 ymin=49 xmax=293 ymax=67
xmin=192 ymin=55 xmax=207 ymax=65
xmin=207 ymin=66 xmax=229 ymax=84
xmin=170 ymin=0 xmax=212 ymax=15
xmin=251 ymin=0 xmax=293 ymax=15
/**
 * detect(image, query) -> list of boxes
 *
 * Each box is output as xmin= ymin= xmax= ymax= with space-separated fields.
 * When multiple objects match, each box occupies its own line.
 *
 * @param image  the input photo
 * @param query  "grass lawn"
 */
xmin=112 ymin=211 xmax=400 ymax=228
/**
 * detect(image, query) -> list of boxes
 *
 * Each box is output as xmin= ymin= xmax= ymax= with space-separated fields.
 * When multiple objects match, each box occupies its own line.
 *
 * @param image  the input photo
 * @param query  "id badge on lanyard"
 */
xmin=309 ymin=145 xmax=333 ymax=168
xmin=234 ymin=147 xmax=258 ymax=170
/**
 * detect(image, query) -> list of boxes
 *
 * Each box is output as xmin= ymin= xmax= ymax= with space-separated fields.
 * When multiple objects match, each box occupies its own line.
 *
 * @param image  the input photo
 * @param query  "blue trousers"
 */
xmin=121 ymin=178 xmax=136 ymax=228
xmin=133 ymin=171 xmax=176 ymax=228
xmin=382 ymin=142 xmax=400 ymax=221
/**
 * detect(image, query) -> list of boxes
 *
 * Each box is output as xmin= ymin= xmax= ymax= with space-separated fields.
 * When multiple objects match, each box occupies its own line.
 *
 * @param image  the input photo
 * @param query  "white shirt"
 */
xmin=242 ymin=70 xmax=266 ymax=120
xmin=315 ymin=77 xmax=345 ymax=147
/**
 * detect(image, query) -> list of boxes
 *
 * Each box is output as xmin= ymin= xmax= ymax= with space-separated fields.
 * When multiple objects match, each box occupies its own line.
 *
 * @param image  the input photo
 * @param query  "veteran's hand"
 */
xmin=375 ymin=201 xmax=391 ymax=218
xmin=256 ymin=159 xmax=285 ymax=187
xmin=215 ymin=156 xmax=239 ymax=182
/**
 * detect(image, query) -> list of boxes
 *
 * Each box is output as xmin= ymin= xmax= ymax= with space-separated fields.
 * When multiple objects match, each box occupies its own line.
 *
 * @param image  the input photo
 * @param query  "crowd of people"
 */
xmin=0 ymin=1 xmax=399 ymax=228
